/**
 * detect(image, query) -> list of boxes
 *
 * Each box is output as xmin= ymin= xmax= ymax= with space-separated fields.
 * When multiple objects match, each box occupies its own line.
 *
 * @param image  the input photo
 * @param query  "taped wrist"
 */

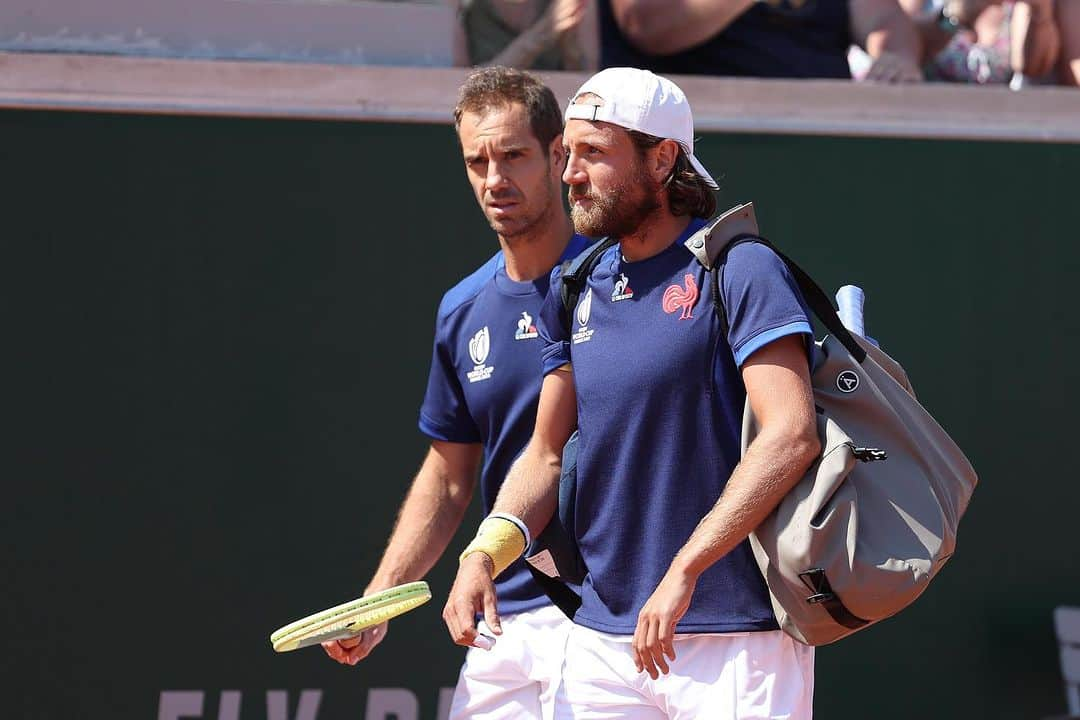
xmin=459 ymin=516 xmax=528 ymax=579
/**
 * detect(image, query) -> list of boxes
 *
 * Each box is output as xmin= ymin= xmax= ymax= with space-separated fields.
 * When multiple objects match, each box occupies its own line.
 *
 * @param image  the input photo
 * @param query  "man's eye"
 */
xmin=505 ymin=150 xmax=522 ymax=160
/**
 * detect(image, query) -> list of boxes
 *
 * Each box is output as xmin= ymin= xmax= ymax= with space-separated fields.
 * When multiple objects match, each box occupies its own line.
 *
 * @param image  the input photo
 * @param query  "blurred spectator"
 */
xmin=901 ymin=0 xmax=1078 ymax=85
xmin=452 ymin=0 xmax=598 ymax=70
xmin=598 ymin=0 xmax=923 ymax=82
xmin=1061 ymin=0 xmax=1080 ymax=84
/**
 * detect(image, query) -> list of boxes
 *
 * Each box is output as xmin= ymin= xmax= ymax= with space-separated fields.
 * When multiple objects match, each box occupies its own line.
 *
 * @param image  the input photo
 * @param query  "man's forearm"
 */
xmin=669 ymin=427 xmax=819 ymax=579
xmin=490 ymin=443 xmax=562 ymax=541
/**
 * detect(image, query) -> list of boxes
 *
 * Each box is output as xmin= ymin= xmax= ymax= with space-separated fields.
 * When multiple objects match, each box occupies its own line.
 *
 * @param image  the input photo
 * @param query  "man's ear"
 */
xmin=549 ymin=133 xmax=566 ymax=170
xmin=651 ymin=138 xmax=680 ymax=183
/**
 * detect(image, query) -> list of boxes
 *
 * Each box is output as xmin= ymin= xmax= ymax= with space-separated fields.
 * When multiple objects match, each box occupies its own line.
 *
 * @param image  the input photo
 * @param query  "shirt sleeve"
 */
xmin=538 ymin=265 xmax=572 ymax=376
xmin=721 ymin=242 xmax=813 ymax=368
xmin=418 ymin=317 xmax=482 ymax=443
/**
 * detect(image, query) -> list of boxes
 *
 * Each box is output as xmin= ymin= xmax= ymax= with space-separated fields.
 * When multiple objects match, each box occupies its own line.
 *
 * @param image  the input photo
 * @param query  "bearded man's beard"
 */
xmin=569 ymin=163 xmax=661 ymax=239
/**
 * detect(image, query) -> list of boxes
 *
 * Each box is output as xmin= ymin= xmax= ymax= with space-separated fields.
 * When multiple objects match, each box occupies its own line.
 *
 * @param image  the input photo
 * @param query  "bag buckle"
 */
xmin=846 ymin=443 xmax=888 ymax=462
xmin=798 ymin=568 xmax=836 ymax=604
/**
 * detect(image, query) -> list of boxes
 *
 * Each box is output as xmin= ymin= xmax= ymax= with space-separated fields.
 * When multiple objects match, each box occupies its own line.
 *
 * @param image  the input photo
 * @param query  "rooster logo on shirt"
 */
xmin=662 ymin=274 xmax=699 ymax=320
xmin=611 ymin=273 xmax=634 ymax=302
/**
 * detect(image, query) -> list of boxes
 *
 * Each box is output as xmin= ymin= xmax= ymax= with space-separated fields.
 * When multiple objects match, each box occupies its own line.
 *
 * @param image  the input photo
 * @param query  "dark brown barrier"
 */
xmin=3 ymin=108 xmax=1078 ymax=719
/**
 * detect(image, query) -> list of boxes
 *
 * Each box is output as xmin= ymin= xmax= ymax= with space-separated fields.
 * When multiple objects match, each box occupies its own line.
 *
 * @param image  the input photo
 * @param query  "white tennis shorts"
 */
xmin=553 ymin=624 xmax=815 ymax=719
xmin=448 ymin=604 xmax=572 ymax=720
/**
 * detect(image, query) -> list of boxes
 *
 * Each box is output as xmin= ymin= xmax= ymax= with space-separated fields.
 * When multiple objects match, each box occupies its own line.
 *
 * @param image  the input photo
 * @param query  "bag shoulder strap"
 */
xmin=559 ymin=236 xmax=617 ymax=333
xmin=686 ymin=203 xmax=867 ymax=364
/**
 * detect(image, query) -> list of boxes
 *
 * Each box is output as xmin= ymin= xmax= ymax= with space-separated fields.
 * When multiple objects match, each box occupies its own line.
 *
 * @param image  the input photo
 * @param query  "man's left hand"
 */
xmin=632 ymin=566 xmax=698 ymax=679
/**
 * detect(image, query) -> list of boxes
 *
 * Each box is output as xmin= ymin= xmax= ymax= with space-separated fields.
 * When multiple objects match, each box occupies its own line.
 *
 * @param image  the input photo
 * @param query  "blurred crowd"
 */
xmin=435 ymin=0 xmax=1078 ymax=87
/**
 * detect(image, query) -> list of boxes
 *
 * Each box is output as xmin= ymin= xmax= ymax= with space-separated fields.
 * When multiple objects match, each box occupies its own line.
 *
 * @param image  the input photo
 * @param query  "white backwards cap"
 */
xmin=564 ymin=67 xmax=719 ymax=190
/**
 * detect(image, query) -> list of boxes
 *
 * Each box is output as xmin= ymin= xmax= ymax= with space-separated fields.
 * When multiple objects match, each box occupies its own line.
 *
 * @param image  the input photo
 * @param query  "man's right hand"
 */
xmin=322 ymin=622 xmax=388 ymax=666
xmin=442 ymin=552 xmax=502 ymax=648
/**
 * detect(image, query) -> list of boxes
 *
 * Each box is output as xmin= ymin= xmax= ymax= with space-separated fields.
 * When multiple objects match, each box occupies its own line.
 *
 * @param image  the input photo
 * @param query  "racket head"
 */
xmin=270 ymin=581 xmax=432 ymax=653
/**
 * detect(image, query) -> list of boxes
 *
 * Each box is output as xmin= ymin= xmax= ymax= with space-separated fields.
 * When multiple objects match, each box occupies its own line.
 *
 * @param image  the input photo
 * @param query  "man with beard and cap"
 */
xmin=443 ymin=67 xmax=820 ymax=717
xmin=323 ymin=66 xmax=589 ymax=720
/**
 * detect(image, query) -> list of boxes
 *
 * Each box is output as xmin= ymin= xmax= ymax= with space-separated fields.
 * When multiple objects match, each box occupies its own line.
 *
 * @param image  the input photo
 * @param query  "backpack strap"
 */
xmin=559 ymin=236 xmax=618 ymax=334
xmin=685 ymin=203 xmax=867 ymax=364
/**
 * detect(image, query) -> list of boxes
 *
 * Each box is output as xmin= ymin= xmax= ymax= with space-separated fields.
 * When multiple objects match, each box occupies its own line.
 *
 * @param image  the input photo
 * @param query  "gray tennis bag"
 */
xmin=689 ymin=203 xmax=979 ymax=646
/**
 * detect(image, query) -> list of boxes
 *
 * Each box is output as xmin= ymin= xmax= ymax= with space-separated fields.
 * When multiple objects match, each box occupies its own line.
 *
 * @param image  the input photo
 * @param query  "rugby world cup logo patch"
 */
xmin=466 ymin=327 xmax=495 ymax=383
xmin=572 ymin=289 xmax=595 ymax=345
xmin=576 ymin=288 xmax=593 ymax=327
xmin=468 ymin=327 xmax=490 ymax=365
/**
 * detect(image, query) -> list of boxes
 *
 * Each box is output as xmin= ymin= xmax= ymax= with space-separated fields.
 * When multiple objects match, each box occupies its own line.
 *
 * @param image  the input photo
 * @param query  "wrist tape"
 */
xmin=459 ymin=515 xmax=528 ymax=579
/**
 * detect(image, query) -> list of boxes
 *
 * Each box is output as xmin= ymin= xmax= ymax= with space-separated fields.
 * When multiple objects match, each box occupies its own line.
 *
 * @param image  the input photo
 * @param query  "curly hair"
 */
xmin=453 ymin=66 xmax=563 ymax=150
xmin=628 ymin=130 xmax=717 ymax=219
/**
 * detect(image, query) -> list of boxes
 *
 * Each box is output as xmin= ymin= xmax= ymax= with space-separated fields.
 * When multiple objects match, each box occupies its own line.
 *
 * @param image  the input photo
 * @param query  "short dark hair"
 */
xmin=628 ymin=130 xmax=717 ymax=219
xmin=453 ymin=66 xmax=563 ymax=150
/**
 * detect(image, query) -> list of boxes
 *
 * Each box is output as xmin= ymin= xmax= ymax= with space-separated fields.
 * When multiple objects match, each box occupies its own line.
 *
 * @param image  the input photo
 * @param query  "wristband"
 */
xmin=488 ymin=512 xmax=531 ymax=548
xmin=459 ymin=515 xmax=528 ymax=579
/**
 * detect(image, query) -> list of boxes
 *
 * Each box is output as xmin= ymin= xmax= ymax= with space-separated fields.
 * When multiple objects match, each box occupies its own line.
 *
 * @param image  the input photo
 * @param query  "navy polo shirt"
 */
xmin=419 ymin=235 xmax=591 ymax=617
xmin=538 ymin=219 xmax=812 ymax=633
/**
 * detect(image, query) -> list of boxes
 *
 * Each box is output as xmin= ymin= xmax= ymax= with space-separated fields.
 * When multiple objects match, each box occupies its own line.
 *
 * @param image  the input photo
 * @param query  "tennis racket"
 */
xmin=270 ymin=581 xmax=432 ymax=653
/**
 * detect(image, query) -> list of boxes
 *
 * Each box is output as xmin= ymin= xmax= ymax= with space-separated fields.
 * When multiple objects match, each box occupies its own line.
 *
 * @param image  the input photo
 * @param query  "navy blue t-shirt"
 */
xmin=600 ymin=0 xmax=853 ymax=80
xmin=538 ymin=219 xmax=812 ymax=633
xmin=419 ymin=235 xmax=590 ymax=617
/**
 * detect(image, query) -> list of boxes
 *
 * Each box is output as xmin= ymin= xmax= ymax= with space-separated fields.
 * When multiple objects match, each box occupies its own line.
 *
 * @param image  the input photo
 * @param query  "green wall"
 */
xmin=3 ymin=109 xmax=1078 ymax=719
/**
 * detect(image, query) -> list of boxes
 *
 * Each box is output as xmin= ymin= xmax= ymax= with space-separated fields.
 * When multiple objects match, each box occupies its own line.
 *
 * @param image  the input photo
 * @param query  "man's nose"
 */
xmin=562 ymin=156 xmax=585 ymax=185
xmin=486 ymin=160 xmax=509 ymax=190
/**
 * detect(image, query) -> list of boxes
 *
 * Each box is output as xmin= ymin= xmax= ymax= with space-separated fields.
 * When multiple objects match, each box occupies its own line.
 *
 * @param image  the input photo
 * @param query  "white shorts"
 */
xmin=449 ymin=604 xmax=572 ymax=720
xmin=554 ymin=624 xmax=814 ymax=720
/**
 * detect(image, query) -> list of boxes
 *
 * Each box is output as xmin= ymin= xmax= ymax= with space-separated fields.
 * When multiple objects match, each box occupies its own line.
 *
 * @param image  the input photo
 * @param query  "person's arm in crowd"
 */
xmin=442 ymin=367 xmax=578 ymax=647
xmin=570 ymin=0 xmax=601 ymax=71
xmin=483 ymin=0 xmax=589 ymax=69
xmin=898 ymin=0 xmax=961 ymax=62
xmin=851 ymin=0 xmax=926 ymax=81
xmin=631 ymin=335 xmax=820 ymax=679
xmin=609 ymin=0 xmax=756 ymax=55
xmin=1011 ymin=0 xmax=1061 ymax=79
xmin=324 ymin=440 xmax=482 ymax=665
xmin=450 ymin=0 xmax=471 ymax=66
xmin=1057 ymin=0 xmax=1080 ymax=85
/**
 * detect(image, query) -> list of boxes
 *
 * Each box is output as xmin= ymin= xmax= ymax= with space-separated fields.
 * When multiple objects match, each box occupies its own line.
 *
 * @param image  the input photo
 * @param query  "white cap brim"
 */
xmin=686 ymin=149 xmax=719 ymax=190
xmin=565 ymin=102 xmax=719 ymax=191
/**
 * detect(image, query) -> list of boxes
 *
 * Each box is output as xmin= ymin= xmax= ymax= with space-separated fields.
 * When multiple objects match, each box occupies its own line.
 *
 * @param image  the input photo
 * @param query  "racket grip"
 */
xmin=836 ymin=285 xmax=866 ymax=338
